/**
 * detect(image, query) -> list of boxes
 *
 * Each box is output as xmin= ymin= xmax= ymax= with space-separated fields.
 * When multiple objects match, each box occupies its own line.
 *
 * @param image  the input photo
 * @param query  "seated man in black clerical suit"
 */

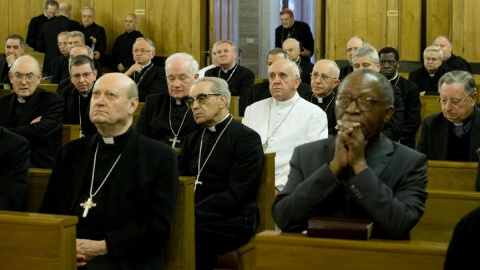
xmin=274 ymin=8 xmax=314 ymax=61
xmin=40 ymin=73 xmax=178 ymax=269
xmin=124 ymin=37 xmax=167 ymax=102
xmin=178 ymin=77 xmax=264 ymax=270
xmin=136 ymin=52 xmax=200 ymax=148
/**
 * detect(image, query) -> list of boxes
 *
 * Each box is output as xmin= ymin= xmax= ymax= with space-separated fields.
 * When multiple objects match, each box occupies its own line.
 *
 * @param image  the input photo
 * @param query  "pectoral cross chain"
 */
xmin=169 ymin=136 xmax=181 ymax=148
xmin=194 ymin=179 xmax=202 ymax=192
xmin=80 ymin=197 xmax=97 ymax=218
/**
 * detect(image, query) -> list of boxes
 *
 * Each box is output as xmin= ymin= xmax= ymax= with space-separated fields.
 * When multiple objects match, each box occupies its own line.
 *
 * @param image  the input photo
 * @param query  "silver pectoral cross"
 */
xmin=194 ymin=179 xmax=202 ymax=192
xmin=169 ymin=136 xmax=181 ymax=148
xmin=80 ymin=197 xmax=97 ymax=218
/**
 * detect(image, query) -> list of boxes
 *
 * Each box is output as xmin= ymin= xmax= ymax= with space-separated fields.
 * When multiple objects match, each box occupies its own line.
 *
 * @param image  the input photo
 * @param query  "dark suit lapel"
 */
xmin=365 ymin=134 xmax=394 ymax=177
xmin=106 ymin=130 xmax=139 ymax=211
xmin=432 ymin=117 xmax=449 ymax=160
xmin=17 ymin=88 xmax=42 ymax=125
xmin=0 ymin=94 xmax=15 ymax=125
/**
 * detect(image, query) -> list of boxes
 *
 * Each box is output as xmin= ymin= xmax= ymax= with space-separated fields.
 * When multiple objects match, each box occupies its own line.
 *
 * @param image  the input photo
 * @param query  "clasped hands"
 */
xmin=329 ymin=120 xmax=368 ymax=176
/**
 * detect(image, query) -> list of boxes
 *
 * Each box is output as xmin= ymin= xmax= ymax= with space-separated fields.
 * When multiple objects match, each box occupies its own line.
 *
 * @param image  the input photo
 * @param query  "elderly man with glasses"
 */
xmin=179 ymin=76 xmax=264 ymax=269
xmin=59 ymin=54 xmax=98 ymax=137
xmin=136 ymin=53 xmax=200 ymax=148
xmin=418 ymin=70 xmax=480 ymax=161
xmin=0 ymin=55 xmax=64 ymax=168
xmin=124 ymin=37 xmax=167 ymax=102
xmin=273 ymin=69 xmax=428 ymax=240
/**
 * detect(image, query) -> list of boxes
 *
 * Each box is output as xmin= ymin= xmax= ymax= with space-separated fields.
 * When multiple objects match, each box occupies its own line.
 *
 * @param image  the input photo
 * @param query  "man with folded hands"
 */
xmin=272 ymin=69 xmax=428 ymax=239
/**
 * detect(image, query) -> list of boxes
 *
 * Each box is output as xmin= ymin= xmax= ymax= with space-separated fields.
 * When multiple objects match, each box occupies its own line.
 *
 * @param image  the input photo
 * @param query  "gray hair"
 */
xmin=193 ymin=77 xmax=231 ymax=108
xmin=5 ymin=34 xmax=25 ymax=49
xmin=352 ymin=45 xmax=379 ymax=64
xmin=165 ymin=53 xmax=199 ymax=75
xmin=423 ymin=45 xmax=444 ymax=60
xmin=438 ymin=70 xmax=477 ymax=96
xmin=268 ymin=59 xmax=300 ymax=78
xmin=282 ymin=38 xmax=300 ymax=49
xmin=268 ymin=48 xmax=288 ymax=59
xmin=213 ymin=40 xmax=237 ymax=54
xmin=68 ymin=31 xmax=85 ymax=43
xmin=71 ymin=44 xmax=93 ymax=59
xmin=339 ymin=69 xmax=394 ymax=107
xmin=81 ymin=6 xmax=95 ymax=16
xmin=134 ymin=37 xmax=156 ymax=53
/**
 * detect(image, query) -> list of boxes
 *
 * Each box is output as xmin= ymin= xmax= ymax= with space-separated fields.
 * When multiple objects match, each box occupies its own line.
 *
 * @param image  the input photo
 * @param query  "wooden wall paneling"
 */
xmin=386 ymin=0 xmax=399 ymax=48
xmin=454 ymin=0 xmax=480 ymax=62
xmin=191 ymin=0 xmax=208 ymax=67
xmin=70 ymin=0 xmax=86 ymax=23
xmin=399 ymin=0 xmax=421 ymax=61
xmin=92 ymin=0 xmax=113 ymax=54
xmin=145 ymin=0 xmax=172 ymax=55
xmin=110 ymin=0 xmax=145 ymax=56
xmin=10 ymin=0 xmax=38 ymax=51
xmin=324 ymin=0 xmax=338 ymax=60
xmin=425 ymin=0 xmax=451 ymax=47
xmin=313 ymin=0 xmax=324 ymax=61
xmin=0 ymin=1 xmax=9 ymax=48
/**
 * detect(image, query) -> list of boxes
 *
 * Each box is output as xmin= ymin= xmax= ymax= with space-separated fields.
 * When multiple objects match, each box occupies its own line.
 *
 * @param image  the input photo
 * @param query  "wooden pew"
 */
xmin=216 ymin=152 xmax=276 ymax=269
xmin=136 ymin=102 xmax=144 ymax=114
xmin=420 ymin=95 xmax=441 ymax=119
xmin=165 ymin=176 xmax=196 ymax=270
xmin=39 ymin=83 xmax=58 ymax=93
xmin=254 ymin=230 xmax=447 ymax=270
xmin=24 ymin=168 xmax=52 ymax=212
xmin=62 ymin=124 xmax=81 ymax=145
xmin=411 ymin=189 xmax=480 ymax=243
xmin=230 ymin=96 xmax=240 ymax=117
xmin=426 ymin=160 xmax=478 ymax=191
xmin=132 ymin=102 xmax=145 ymax=128
xmin=0 ymin=210 xmax=77 ymax=270
xmin=24 ymin=168 xmax=195 ymax=269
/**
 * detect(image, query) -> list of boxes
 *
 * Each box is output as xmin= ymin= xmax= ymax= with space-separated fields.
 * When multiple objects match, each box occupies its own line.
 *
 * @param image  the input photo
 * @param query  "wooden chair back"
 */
xmin=39 ymin=83 xmax=58 ymax=93
xmin=426 ymin=160 xmax=478 ymax=191
xmin=23 ymin=168 xmax=52 ymax=212
xmin=62 ymin=124 xmax=81 ymax=145
xmin=0 ymin=210 xmax=77 ymax=270
xmin=229 ymin=96 xmax=240 ymax=117
xmin=420 ymin=95 xmax=441 ymax=119
xmin=411 ymin=189 xmax=480 ymax=242
xmin=164 ymin=176 xmax=196 ymax=269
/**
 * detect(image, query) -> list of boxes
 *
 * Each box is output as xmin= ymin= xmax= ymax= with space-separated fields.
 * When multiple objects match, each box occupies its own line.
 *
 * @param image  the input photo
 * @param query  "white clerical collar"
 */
xmin=102 ymin=137 xmax=115 ymax=144
xmin=389 ymin=73 xmax=399 ymax=82
xmin=207 ymin=114 xmax=231 ymax=132
xmin=429 ymin=73 xmax=435 ymax=77
xmin=142 ymin=62 xmax=152 ymax=68
xmin=453 ymin=122 xmax=464 ymax=127
xmin=79 ymin=87 xmax=93 ymax=98
xmin=17 ymin=97 xmax=26 ymax=103
xmin=317 ymin=97 xmax=323 ymax=103
xmin=273 ymin=92 xmax=300 ymax=108
xmin=221 ymin=64 xmax=236 ymax=73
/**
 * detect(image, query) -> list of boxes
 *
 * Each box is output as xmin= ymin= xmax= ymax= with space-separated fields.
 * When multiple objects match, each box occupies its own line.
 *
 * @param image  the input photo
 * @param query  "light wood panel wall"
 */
xmin=325 ymin=0 xmax=421 ymax=62
xmin=0 ymin=0 xmax=207 ymax=66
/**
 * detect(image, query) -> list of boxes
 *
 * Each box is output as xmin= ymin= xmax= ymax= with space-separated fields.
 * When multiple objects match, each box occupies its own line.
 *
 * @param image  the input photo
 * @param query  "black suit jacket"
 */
xmin=37 ymin=15 xmax=81 ymax=74
xmin=40 ymin=130 xmax=178 ymax=269
xmin=0 ymin=60 xmax=10 ymax=84
xmin=275 ymin=20 xmax=314 ymax=59
xmin=408 ymin=65 xmax=448 ymax=95
xmin=131 ymin=63 xmax=167 ymax=102
xmin=59 ymin=85 xmax=97 ymax=136
xmin=205 ymin=65 xmax=255 ymax=116
xmin=393 ymin=76 xmax=421 ymax=147
xmin=0 ymin=127 xmax=30 ymax=211
xmin=417 ymin=107 xmax=480 ymax=161
xmin=135 ymin=92 xmax=199 ymax=148
xmin=444 ymin=53 xmax=472 ymax=73
xmin=0 ymin=88 xmax=64 ymax=168
xmin=27 ymin=13 xmax=54 ymax=50
xmin=298 ymin=58 xmax=313 ymax=84
xmin=82 ymin=22 xmax=107 ymax=56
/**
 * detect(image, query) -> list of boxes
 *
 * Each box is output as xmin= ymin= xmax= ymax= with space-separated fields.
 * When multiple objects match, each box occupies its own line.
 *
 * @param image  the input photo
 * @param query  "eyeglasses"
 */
xmin=132 ymin=49 xmax=152 ymax=54
xmin=70 ymin=71 xmax=94 ymax=81
xmin=186 ymin=93 xmax=222 ymax=108
xmin=310 ymin=72 xmax=337 ymax=81
xmin=438 ymin=95 xmax=471 ymax=106
xmin=11 ymin=72 xmax=39 ymax=82
xmin=336 ymin=94 xmax=386 ymax=111
xmin=167 ymin=74 xmax=192 ymax=83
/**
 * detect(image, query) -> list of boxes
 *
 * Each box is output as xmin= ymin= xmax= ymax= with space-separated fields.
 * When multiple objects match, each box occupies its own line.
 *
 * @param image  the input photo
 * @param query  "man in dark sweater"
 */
xmin=274 ymin=8 xmax=314 ymax=61
xmin=26 ymin=0 xmax=58 ymax=51
xmin=112 ymin=14 xmax=144 ymax=72
xmin=433 ymin=35 xmax=472 ymax=72
xmin=80 ymin=6 xmax=107 ymax=60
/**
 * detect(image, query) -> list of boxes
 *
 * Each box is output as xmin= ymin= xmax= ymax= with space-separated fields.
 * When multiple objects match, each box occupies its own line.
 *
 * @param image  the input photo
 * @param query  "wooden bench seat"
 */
xmin=426 ymin=160 xmax=478 ymax=191
xmin=39 ymin=83 xmax=58 ymax=93
xmin=411 ymin=189 xmax=480 ymax=242
xmin=0 ymin=210 xmax=77 ymax=270
xmin=62 ymin=124 xmax=81 ymax=145
xmin=254 ymin=230 xmax=447 ymax=270
xmin=24 ymin=168 xmax=196 ymax=269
